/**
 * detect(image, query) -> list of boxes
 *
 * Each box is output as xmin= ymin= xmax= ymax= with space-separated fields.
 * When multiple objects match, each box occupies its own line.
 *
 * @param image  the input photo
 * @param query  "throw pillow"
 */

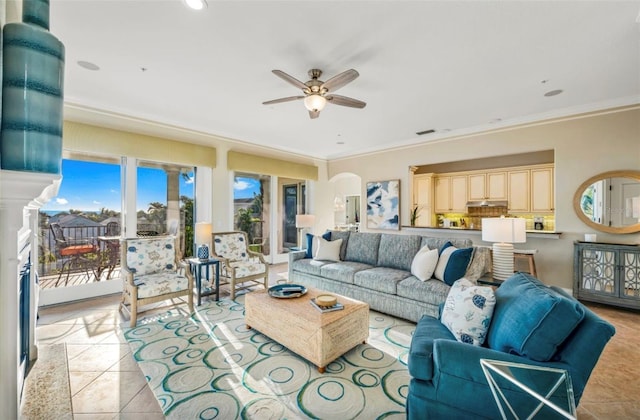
xmin=441 ymin=278 xmax=496 ymax=346
xmin=434 ymin=243 xmax=474 ymax=285
xmin=410 ymin=246 xmax=439 ymax=281
xmin=305 ymin=231 xmax=331 ymax=259
xmin=487 ymin=272 xmax=586 ymax=362
xmin=314 ymin=237 xmax=343 ymax=262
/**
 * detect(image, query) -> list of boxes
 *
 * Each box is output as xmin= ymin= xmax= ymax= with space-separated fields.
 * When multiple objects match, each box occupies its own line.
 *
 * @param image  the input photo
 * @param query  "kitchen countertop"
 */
xmin=401 ymin=226 xmax=561 ymax=239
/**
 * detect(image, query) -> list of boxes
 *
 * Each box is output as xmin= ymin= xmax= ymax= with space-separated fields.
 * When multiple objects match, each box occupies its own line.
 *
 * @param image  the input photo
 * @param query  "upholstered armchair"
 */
xmin=406 ymin=272 xmax=615 ymax=419
xmin=212 ymin=231 xmax=268 ymax=300
xmin=120 ymin=236 xmax=194 ymax=327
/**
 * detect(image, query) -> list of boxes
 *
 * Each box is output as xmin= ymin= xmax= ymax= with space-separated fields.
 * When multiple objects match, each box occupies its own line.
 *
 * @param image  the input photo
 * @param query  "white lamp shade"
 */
xmin=304 ymin=94 xmax=327 ymax=112
xmin=194 ymin=222 xmax=212 ymax=245
xmin=295 ymin=214 xmax=316 ymax=228
xmin=482 ymin=217 xmax=526 ymax=244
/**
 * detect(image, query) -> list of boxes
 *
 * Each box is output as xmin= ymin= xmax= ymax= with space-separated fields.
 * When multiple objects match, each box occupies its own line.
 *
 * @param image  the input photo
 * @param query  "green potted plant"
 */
xmin=410 ymin=206 xmax=420 ymax=226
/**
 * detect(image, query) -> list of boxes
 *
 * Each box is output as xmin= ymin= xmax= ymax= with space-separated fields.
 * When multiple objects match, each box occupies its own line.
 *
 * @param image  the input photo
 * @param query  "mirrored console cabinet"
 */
xmin=573 ymin=241 xmax=640 ymax=310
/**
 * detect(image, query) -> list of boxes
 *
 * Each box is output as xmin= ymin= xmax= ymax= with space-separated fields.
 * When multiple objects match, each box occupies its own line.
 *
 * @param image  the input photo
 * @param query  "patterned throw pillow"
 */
xmin=440 ymin=278 xmax=496 ymax=346
xmin=410 ymin=245 xmax=439 ymax=281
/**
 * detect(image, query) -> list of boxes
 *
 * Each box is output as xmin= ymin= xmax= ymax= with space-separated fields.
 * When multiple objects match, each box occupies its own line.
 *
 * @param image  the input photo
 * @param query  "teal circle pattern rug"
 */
xmin=124 ymin=297 xmax=415 ymax=419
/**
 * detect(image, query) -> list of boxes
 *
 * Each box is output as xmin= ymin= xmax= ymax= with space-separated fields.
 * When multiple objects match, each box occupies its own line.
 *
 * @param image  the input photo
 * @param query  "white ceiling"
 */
xmin=51 ymin=1 xmax=640 ymax=161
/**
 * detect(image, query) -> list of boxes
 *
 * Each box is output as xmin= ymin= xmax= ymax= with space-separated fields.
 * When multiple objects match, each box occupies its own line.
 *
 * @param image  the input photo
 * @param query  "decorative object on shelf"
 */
xmin=1 ymin=0 xmax=65 ymax=173
xmin=315 ymin=294 xmax=337 ymax=308
xmin=295 ymin=214 xmax=315 ymax=248
xmin=194 ymin=222 xmax=212 ymax=259
xmin=482 ymin=216 xmax=526 ymax=281
xmin=410 ymin=206 xmax=420 ymax=226
xmin=366 ymin=179 xmax=400 ymax=230
xmin=268 ymin=283 xmax=307 ymax=298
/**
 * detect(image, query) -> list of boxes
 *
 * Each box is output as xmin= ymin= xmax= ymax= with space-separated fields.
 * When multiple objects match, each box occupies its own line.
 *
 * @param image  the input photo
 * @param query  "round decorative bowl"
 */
xmin=316 ymin=294 xmax=337 ymax=308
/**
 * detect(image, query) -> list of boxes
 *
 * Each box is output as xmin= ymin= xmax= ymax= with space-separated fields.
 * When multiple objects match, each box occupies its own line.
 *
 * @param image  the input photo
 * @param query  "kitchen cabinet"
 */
xmin=434 ymin=175 xmax=467 ymax=213
xmin=574 ymin=241 xmax=640 ymax=310
xmin=469 ymin=172 xmax=507 ymax=201
xmin=412 ymin=173 xmax=433 ymax=226
xmin=531 ymin=166 xmax=554 ymax=213
xmin=508 ymin=170 xmax=530 ymax=212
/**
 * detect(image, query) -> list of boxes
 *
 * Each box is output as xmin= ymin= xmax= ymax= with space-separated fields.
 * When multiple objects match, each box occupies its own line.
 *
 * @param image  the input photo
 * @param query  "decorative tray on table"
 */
xmin=268 ymin=283 xmax=308 ymax=298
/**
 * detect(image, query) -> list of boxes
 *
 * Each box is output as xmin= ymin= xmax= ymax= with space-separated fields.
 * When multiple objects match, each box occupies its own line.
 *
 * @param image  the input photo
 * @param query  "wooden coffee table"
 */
xmin=245 ymin=286 xmax=369 ymax=373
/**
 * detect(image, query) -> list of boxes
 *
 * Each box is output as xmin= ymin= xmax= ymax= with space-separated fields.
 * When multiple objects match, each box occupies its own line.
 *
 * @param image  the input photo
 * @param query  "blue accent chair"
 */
xmin=406 ymin=272 xmax=615 ymax=419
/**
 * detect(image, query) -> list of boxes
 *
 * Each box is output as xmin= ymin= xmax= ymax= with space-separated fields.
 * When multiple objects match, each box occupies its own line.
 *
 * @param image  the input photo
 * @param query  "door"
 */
xmin=283 ymin=184 xmax=298 ymax=248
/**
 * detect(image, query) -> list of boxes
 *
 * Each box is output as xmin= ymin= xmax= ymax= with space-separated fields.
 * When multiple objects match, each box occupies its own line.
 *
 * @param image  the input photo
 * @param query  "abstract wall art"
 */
xmin=366 ymin=179 xmax=400 ymax=230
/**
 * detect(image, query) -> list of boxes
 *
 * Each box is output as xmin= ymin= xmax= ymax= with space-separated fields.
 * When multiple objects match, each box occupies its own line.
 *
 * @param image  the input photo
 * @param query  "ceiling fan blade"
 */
xmin=262 ymin=96 xmax=304 ymax=105
xmin=272 ymin=70 xmax=308 ymax=91
xmin=309 ymin=110 xmax=320 ymax=119
xmin=321 ymin=69 xmax=359 ymax=92
xmin=326 ymin=94 xmax=366 ymax=109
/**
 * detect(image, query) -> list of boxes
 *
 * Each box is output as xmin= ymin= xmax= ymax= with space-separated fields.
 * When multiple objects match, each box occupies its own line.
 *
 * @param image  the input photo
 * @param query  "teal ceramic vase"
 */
xmin=1 ymin=0 xmax=65 ymax=173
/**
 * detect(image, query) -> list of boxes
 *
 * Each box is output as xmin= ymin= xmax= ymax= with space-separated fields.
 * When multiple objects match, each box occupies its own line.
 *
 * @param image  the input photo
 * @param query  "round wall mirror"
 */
xmin=573 ymin=170 xmax=640 ymax=234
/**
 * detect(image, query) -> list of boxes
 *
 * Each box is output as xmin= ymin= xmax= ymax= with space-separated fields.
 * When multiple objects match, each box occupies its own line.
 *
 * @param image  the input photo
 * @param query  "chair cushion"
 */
xmin=345 ymin=232 xmax=381 ymax=265
xmin=126 ymin=237 xmax=176 ymax=276
xmin=214 ymin=232 xmax=249 ymax=261
xmin=487 ymin=272 xmax=586 ymax=362
xmin=440 ymin=278 xmax=496 ymax=346
xmin=229 ymin=259 xmax=266 ymax=277
xmin=133 ymin=272 xmax=190 ymax=299
xmin=59 ymin=244 xmax=96 ymax=256
xmin=377 ymin=234 xmax=421 ymax=271
xmin=434 ymin=242 xmax=474 ymax=286
xmin=319 ymin=261 xmax=373 ymax=284
xmin=353 ymin=267 xmax=412 ymax=294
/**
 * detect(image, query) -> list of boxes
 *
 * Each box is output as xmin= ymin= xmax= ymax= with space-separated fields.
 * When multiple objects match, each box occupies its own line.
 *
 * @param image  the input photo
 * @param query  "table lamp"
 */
xmin=195 ymin=222 xmax=212 ymax=259
xmin=295 ymin=214 xmax=315 ymax=249
xmin=482 ymin=216 xmax=526 ymax=281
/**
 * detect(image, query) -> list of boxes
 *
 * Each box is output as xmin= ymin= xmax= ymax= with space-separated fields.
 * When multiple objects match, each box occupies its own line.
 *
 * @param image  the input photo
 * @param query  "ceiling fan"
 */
xmin=263 ymin=68 xmax=366 ymax=119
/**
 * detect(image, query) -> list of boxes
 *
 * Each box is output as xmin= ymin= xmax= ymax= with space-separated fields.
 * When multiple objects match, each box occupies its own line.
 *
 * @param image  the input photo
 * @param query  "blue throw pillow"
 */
xmin=305 ymin=231 xmax=331 ymax=259
xmin=434 ymin=242 xmax=474 ymax=286
xmin=487 ymin=272 xmax=586 ymax=362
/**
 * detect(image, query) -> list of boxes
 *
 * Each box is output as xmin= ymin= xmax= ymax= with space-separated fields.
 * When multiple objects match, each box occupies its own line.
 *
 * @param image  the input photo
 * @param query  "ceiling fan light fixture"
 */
xmin=184 ymin=0 xmax=207 ymax=10
xmin=304 ymin=94 xmax=327 ymax=112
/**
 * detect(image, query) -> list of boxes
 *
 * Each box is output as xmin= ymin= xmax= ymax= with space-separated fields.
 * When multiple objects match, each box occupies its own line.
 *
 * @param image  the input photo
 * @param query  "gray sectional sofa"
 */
xmin=288 ymin=231 xmax=490 ymax=322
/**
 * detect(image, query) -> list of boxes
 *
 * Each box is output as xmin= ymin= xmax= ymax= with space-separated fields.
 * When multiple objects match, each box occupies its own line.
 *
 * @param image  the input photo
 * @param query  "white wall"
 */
xmin=322 ymin=106 xmax=640 ymax=289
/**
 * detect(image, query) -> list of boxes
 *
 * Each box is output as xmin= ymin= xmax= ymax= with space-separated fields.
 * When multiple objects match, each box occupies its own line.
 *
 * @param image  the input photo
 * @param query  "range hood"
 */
xmin=466 ymin=200 xmax=508 ymax=208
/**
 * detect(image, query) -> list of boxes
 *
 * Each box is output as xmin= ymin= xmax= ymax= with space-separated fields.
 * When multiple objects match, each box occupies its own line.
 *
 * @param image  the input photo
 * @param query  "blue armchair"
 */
xmin=406 ymin=272 xmax=615 ymax=419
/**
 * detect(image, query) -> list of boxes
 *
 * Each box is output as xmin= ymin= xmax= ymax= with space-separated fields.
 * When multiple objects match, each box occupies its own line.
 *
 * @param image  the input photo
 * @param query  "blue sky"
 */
xmin=42 ymin=160 xmax=262 ymax=213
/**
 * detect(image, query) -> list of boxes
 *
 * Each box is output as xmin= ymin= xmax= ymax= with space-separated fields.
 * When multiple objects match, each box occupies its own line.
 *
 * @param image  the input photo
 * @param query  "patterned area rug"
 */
xmin=20 ymin=343 xmax=73 ymax=419
xmin=124 ymin=296 xmax=415 ymax=419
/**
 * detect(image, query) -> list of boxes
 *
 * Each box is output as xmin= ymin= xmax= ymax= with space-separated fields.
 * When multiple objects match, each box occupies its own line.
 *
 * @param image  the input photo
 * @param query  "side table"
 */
xmin=480 ymin=358 xmax=576 ymax=419
xmin=187 ymin=257 xmax=220 ymax=305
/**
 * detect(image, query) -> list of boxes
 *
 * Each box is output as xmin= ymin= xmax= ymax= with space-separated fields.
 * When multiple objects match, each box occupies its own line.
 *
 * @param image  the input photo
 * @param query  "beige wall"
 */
xmin=324 ymin=106 xmax=640 ymax=289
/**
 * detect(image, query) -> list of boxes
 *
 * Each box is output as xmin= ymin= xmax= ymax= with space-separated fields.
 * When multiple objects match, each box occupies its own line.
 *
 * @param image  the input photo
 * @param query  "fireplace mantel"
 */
xmin=0 ymin=170 xmax=61 ymax=418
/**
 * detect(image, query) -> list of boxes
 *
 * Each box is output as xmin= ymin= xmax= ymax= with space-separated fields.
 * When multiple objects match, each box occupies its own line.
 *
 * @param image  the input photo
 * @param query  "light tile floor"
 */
xmin=30 ymin=264 xmax=640 ymax=418
xmin=32 ymin=263 xmax=289 ymax=419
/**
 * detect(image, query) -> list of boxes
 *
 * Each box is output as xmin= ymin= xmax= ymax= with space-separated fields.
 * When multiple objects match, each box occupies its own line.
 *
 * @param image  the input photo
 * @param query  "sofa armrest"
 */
xmin=408 ymin=315 xmax=456 ymax=382
xmin=247 ymin=250 xmax=268 ymax=264
xmin=289 ymin=250 xmax=307 ymax=265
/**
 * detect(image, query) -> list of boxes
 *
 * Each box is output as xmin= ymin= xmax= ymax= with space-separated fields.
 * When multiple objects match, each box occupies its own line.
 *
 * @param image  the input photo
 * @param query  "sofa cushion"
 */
xmin=354 ymin=267 xmax=413 ymax=294
xmin=434 ymin=243 xmax=474 ymax=286
xmin=397 ymin=277 xmax=451 ymax=306
xmin=420 ymin=237 xmax=472 ymax=252
xmin=487 ymin=272 xmax=586 ymax=362
xmin=345 ymin=232 xmax=381 ymax=265
xmin=377 ymin=234 xmax=422 ymax=271
xmin=441 ymin=278 xmax=496 ymax=346
xmin=305 ymin=231 xmax=332 ymax=259
xmin=313 ymin=237 xmax=343 ymax=261
xmin=411 ymin=246 xmax=439 ymax=281
xmin=329 ymin=230 xmax=351 ymax=261
xmin=408 ymin=315 xmax=456 ymax=381
xmin=319 ymin=261 xmax=373 ymax=284
xmin=291 ymin=258 xmax=331 ymax=276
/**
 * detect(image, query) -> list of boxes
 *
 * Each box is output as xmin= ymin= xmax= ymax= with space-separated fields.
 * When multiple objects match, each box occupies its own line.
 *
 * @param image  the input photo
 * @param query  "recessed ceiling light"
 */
xmin=184 ymin=0 xmax=207 ymax=10
xmin=77 ymin=61 xmax=99 ymax=71
xmin=544 ymin=89 xmax=563 ymax=97
xmin=336 ymin=141 xmax=345 ymax=145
